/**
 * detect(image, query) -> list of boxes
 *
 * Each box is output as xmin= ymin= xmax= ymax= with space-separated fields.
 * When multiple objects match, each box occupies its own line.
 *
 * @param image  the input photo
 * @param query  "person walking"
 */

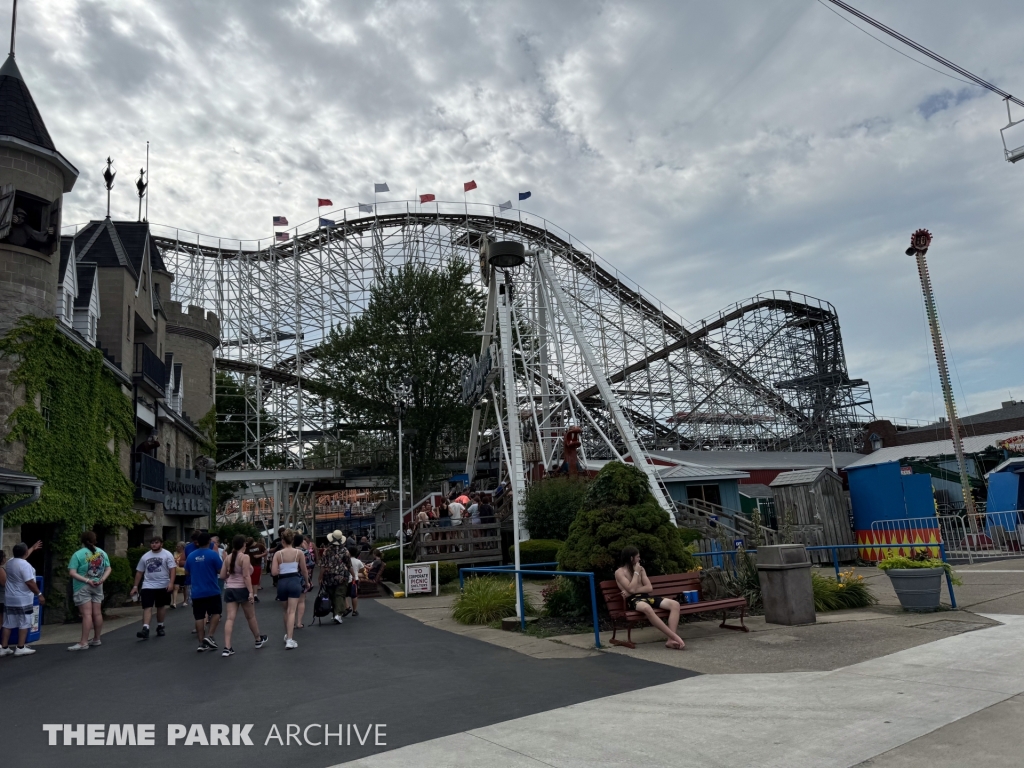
xmin=67 ymin=532 xmax=110 ymax=651
xmin=185 ymin=531 xmax=223 ymax=652
xmin=218 ymin=535 xmax=267 ymax=657
xmin=171 ymin=542 xmax=187 ymax=608
xmin=0 ymin=541 xmax=44 ymax=657
xmin=293 ymin=534 xmax=314 ymax=630
xmin=183 ymin=530 xmax=200 ymax=606
xmin=348 ymin=546 xmax=364 ymax=617
xmin=130 ymin=536 xmax=176 ymax=640
xmin=270 ymin=529 xmax=308 ymax=649
xmin=320 ymin=531 xmax=351 ymax=624
xmin=245 ymin=536 xmax=267 ymax=600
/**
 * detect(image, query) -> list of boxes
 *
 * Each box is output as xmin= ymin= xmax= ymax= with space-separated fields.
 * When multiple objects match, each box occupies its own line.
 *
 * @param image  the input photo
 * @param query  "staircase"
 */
xmin=673 ymin=498 xmax=779 ymax=546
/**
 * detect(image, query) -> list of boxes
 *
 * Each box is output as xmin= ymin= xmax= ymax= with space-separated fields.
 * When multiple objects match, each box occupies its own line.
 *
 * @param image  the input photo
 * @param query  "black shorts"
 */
xmin=191 ymin=594 xmax=223 ymax=620
xmin=174 ymin=574 xmax=185 ymax=586
xmin=140 ymin=588 xmax=171 ymax=609
xmin=224 ymin=587 xmax=251 ymax=604
xmin=626 ymin=594 xmax=664 ymax=611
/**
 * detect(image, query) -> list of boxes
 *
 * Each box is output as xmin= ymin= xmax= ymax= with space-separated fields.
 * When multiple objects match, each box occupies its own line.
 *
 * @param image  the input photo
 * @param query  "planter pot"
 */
xmin=886 ymin=567 xmax=944 ymax=612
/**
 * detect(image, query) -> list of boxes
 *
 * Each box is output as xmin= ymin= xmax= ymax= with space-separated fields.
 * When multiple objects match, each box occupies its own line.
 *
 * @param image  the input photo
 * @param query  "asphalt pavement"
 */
xmin=0 ymin=591 xmax=693 ymax=767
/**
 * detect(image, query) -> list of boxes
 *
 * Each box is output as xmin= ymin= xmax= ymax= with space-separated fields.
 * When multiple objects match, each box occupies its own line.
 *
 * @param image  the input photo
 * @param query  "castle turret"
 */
xmin=0 ymin=36 xmax=79 ymax=470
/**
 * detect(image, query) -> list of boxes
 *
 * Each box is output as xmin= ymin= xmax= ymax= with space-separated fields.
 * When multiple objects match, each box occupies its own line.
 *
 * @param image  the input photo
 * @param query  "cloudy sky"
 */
xmin=14 ymin=0 xmax=1024 ymax=422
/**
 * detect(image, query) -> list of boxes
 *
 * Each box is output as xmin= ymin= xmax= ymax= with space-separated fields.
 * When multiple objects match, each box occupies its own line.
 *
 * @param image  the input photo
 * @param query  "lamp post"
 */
xmin=388 ymin=377 xmax=414 ymax=584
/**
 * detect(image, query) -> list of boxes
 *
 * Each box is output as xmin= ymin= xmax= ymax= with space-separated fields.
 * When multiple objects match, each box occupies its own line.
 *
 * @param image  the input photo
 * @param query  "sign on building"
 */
xmin=164 ymin=469 xmax=212 ymax=515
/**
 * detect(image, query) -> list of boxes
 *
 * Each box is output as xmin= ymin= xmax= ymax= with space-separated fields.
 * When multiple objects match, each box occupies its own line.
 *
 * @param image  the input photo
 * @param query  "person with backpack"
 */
xmin=66 ymin=531 xmax=111 ymax=651
xmin=319 ymin=530 xmax=351 ymax=624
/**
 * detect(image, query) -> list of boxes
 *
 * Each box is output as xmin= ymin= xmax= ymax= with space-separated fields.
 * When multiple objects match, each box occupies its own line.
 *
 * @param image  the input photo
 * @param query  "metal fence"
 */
xmin=869 ymin=512 xmax=1024 ymax=564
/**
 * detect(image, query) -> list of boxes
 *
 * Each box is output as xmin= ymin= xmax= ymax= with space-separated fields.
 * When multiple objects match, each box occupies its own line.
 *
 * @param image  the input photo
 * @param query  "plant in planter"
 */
xmin=877 ymin=549 xmax=960 ymax=612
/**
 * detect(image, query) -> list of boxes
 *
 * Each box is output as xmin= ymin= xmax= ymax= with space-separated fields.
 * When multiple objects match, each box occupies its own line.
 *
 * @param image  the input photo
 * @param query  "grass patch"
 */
xmin=451 ymin=576 xmax=538 ymax=625
xmin=812 ymin=570 xmax=878 ymax=611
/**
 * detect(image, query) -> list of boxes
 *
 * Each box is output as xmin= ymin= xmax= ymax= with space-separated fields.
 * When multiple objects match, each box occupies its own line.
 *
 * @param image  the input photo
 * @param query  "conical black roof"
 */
xmin=0 ymin=54 xmax=55 ymax=151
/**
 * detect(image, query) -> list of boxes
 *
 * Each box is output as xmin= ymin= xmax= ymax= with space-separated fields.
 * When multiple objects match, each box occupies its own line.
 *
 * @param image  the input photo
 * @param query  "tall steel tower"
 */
xmin=905 ymin=229 xmax=978 ymax=528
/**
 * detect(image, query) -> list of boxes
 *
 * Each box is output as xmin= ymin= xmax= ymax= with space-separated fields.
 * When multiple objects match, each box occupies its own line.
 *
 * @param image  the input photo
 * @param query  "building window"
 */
xmin=185 ymin=451 xmax=191 ymax=470
xmin=126 ymin=305 xmax=131 ymax=339
xmin=40 ymin=389 xmax=51 ymax=429
xmin=870 ymin=434 xmax=883 ymax=452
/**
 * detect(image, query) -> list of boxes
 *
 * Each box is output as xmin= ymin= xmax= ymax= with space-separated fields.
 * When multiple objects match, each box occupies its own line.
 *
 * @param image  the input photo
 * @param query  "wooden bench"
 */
xmin=599 ymin=572 xmax=748 ymax=649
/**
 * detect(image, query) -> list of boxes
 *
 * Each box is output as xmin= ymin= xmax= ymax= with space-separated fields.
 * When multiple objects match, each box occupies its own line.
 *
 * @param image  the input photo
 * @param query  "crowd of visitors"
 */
xmin=0 ymin=521 xmax=384 ymax=658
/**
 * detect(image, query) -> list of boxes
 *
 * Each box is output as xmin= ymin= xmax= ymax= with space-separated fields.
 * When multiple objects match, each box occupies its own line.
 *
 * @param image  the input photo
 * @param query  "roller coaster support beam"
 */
xmin=536 ymin=249 xmax=675 ymax=520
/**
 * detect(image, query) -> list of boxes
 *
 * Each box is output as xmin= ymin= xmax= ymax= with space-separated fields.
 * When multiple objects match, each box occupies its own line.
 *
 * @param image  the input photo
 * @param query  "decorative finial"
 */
xmin=9 ymin=0 xmax=16 ymax=58
xmin=103 ymin=157 xmax=115 ymax=218
xmin=135 ymin=167 xmax=147 ymax=222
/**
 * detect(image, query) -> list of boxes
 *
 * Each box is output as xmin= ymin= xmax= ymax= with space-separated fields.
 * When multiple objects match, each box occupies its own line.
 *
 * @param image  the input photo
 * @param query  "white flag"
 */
xmin=358 ymin=203 xmax=373 ymax=213
xmin=374 ymin=183 xmax=389 ymax=193
xmin=498 ymin=200 xmax=512 ymax=211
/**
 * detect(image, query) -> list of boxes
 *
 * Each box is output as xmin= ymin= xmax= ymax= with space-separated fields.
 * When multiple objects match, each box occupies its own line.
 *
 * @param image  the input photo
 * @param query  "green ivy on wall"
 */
xmin=0 ymin=316 xmax=141 ymax=556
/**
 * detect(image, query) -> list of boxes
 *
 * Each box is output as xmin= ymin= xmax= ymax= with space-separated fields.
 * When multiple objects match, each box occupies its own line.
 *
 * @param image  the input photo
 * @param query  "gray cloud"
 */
xmin=15 ymin=0 xmax=1024 ymax=420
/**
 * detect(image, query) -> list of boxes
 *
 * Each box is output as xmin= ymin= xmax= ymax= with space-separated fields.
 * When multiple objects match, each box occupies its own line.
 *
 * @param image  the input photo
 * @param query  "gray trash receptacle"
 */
xmin=756 ymin=544 xmax=815 ymax=625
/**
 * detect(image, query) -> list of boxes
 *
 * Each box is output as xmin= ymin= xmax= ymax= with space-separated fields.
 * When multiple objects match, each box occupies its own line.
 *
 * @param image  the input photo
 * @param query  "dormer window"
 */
xmin=870 ymin=433 xmax=883 ymax=452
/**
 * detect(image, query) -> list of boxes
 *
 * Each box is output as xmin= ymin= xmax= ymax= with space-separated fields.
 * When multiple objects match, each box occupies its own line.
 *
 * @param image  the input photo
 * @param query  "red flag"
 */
xmin=318 ymin=198 xmax=332 ymax=207
xmin=463 ymin=180 xmax=477 ymax=192
xmin=419 ymin=193 xmax=435 ymax=203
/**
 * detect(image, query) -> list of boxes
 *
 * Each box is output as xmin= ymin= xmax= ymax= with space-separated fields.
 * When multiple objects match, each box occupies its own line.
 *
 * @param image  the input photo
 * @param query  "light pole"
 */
xmin=388 ymin=377 xmax=414 ymax=584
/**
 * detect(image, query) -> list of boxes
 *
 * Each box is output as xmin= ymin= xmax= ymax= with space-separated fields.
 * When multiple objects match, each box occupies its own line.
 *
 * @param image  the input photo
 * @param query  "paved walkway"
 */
xmin=341 ymin=613 xmax=1024 ymax=768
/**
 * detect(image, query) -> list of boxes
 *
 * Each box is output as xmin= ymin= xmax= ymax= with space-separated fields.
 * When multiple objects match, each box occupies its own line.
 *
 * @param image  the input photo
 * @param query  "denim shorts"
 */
xmin=276 ymin=574 xmax=302 ymax=600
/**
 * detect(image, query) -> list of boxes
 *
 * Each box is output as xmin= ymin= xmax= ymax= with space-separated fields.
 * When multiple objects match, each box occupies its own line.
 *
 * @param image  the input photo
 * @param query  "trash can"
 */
xmin=756 ymin=545 xmax=815 ymax=625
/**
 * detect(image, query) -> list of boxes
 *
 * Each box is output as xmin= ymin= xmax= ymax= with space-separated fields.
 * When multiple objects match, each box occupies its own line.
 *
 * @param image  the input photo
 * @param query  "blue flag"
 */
xmin=518 ymin=191 xmax=531 ymax=201
xmin=319 ymin=217 xmax=335 ymax=228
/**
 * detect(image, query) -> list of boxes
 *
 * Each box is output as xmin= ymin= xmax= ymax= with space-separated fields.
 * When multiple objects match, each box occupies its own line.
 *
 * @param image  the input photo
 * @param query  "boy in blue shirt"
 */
xmin=185 ymin=531 xmax=223 ymax=652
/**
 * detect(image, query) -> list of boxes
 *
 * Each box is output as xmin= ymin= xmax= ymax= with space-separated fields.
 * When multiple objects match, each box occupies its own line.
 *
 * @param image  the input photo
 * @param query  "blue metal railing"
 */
xmin=691 ymin=543 xmax=957 ymax=609
xmin=459 ymin=563 xmax=602 ymax=648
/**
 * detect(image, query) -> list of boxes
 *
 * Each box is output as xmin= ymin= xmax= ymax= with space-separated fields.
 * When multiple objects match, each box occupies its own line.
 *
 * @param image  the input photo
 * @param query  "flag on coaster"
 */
xmin=273 ymin=215 xmax=289 ymax=226
xmin=498 ymin=200 xmax=512 ymax=211
xmin=420 ymin=193 xmax=435 ymax=203
xmin=275 ymin=232 xmax=290 ymax=242
xmin=319 ymin=218 xmax=335 ymax=227
xmin=464 ymin=180 xmax=477 ymax=192
xmin=358 ymin=203 xmax=373 ymax=213
xmin=374 ymin=183 xmax=389 ymax=193
xmin=318 ymin=198 xmax=332 ymax=207
xmin=518 ymin=191 xmax=531 ymax=201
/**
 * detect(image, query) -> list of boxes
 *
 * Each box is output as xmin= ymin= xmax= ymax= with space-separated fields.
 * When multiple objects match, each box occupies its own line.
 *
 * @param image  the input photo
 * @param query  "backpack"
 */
xmin=313 ymin=586 xmax=332 ymax=618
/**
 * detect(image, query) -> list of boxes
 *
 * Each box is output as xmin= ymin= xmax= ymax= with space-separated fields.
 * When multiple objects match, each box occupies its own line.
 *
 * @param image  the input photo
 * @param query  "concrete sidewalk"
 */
xmin=341 ymin=613 xmax=1024 ymax=768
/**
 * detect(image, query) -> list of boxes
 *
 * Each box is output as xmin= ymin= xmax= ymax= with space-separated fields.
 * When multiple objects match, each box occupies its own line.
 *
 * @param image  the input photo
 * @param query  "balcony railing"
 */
xmin=133 ymin=452 xmax=165 ymax=502
xmin=133 ymin=343 xmax=166 ymax=397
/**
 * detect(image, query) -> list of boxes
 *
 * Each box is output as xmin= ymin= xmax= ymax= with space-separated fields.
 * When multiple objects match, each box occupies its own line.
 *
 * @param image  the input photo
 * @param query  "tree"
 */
xmin=318 ymin=260 xmax=484 ymax=473
xmin=558 ymin=462 xmax=696 ymax=582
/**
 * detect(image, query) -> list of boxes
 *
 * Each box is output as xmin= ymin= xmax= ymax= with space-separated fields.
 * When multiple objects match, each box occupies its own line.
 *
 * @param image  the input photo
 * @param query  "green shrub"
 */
xmin=678 ymin=527 xmax=703 ymax=546
xmin=812 ymin=570 xmax=877 ymax=611
xmin=525 ymin=476 xmax=590 ymax=540
xmin=451 ymin=576 xmax=537 ymax=625
xmin=99 ymin=556 xmax=134 ymax=609
xmin=438 ymin=561 xmax=458 ymax=585
xmin=558 ymin=462 xmax=696 ymax=585
xmin=126 ymin=546 xmax=147 ymax=573
xmin=510 ymin=539 xmax=564 ymax=565
xmin=722 ymin=550 xmax=762 ymax=612
xmin=541 ymin=576 xmax=591 ymax=619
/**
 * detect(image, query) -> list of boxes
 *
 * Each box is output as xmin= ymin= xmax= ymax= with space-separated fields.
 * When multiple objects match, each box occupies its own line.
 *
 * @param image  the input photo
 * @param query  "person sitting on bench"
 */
xmin=614 ymin=546 xmax=685 ymax=650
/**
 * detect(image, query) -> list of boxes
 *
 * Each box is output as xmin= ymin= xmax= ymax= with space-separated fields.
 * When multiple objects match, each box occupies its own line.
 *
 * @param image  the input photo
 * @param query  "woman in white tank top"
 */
xmin=271 ymin=529 xmax=308 ymax=649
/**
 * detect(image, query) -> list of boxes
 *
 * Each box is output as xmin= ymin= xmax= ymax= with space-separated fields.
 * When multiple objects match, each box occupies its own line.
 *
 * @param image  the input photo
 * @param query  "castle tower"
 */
xmin=0 ymin=27 xmax=79 ymax=470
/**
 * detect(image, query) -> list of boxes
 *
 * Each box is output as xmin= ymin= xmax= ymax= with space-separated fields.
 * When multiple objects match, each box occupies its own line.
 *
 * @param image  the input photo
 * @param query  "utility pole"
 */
xmin=905 ymin=229 xmax=978 ymax=530
xmin=388 ymin=377 xmax=414 ymax=584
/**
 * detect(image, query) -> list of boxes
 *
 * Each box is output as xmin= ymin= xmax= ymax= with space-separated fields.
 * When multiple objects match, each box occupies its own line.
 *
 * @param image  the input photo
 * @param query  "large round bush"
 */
xmin=558 ymin=462 xmax=695 ymax=583
xmin=524 ymin=476 xmax=590 ymax=541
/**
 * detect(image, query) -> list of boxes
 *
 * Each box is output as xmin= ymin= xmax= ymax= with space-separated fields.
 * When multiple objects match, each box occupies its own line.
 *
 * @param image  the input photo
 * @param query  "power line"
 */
xmin=823 ymin=0 xmax=1024 ymax=109
xmin=815 ymin=1 xmax=975 ymax=89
